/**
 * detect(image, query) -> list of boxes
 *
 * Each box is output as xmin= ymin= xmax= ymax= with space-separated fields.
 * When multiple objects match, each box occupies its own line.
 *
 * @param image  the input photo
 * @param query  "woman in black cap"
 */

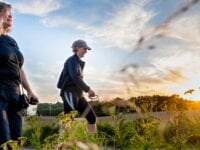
xmin=57 ymin=39 xmax=97 ymax=133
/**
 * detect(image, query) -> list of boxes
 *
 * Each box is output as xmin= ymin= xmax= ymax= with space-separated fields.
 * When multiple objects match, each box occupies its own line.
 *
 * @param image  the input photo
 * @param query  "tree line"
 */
xmin=36 ymin=94 xmax=200 ymax=116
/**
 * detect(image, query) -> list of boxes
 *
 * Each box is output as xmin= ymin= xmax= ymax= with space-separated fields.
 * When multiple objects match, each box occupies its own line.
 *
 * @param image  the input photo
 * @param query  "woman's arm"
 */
xmin=20 ymin=68 xmax=38 ymax=100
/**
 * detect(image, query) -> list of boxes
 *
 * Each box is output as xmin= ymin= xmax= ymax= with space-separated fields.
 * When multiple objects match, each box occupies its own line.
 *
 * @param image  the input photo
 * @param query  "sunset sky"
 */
xmin=3 ymin=0 xmax=200 ymax=102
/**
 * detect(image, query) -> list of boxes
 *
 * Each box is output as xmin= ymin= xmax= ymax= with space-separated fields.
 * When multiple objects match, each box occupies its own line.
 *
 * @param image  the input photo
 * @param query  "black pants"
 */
xmin=0 ymin=88 xmax=22 ymax=145
xmin=61 ymin=91 xmax=96 ymax=124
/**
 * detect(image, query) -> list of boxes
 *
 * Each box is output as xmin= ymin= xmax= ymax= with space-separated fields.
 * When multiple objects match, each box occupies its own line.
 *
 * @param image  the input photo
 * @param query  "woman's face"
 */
xmin=1 ymin=7 xmax=12 ymax=29
xmin=76 ymin=47 xmax=87 ymax=58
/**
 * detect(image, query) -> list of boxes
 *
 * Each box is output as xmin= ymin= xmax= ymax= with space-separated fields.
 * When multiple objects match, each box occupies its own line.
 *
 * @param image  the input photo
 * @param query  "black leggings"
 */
xmin=61 ymin=91 xmax=96 ymax=124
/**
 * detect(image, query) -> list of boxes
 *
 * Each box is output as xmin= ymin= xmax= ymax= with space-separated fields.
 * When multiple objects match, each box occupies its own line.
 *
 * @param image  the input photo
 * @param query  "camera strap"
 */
xmin=13 ymin=50 xmax=25 ymax=95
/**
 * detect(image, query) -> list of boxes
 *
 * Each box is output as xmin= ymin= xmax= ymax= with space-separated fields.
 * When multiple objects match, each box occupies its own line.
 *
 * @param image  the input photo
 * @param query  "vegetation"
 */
xmin=37 ymin=94 xmax=200 ymax=116
xmin=18 ymin=111 xmax=200 ymax=149
xmin=18 ymin=94 xmax=200 ymax=149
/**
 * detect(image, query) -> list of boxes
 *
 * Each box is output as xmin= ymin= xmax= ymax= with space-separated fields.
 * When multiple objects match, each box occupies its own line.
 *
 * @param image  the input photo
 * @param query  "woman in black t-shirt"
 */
xmin=0 ymin=2 xmax=39 ymax=145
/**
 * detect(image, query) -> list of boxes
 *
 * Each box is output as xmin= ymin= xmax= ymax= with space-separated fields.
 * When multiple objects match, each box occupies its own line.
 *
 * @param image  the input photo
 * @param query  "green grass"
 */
xmin=20 ymin=111 xmax=200 ymax=149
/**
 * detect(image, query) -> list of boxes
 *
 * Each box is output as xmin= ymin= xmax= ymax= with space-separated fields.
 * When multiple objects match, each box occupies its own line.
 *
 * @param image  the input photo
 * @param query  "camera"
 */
xmin=29 ymin=97 xmax=39 ymax=105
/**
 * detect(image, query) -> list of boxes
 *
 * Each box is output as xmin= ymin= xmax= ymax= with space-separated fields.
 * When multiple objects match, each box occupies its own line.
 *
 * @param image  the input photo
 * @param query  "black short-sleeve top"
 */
xmin=0 ymin=35 xmax=24 ymax=91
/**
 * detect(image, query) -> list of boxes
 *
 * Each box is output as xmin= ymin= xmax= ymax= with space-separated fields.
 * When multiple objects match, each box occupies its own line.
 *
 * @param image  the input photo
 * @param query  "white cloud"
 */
xmin=112 ymin=6 xmax=200 ymax=97
xmin=167 ymin=14 xmax=200 ymax=50
xmin=149 ymin=9 xmax=200 ymax=72
xmin=41 ymin=16 xmax=71 ymax=27
xmin=139 ymin=12 xmax=200 ymax=98
xmin=89 ymin=2 xmax=155 ymax=50
xmin=10 ymin=0 xmax=62 ymax=16
xmin=133 ymin=3 xmax=200 ymax=83
xmin=41 ymin=0 xmax=156 ymax=50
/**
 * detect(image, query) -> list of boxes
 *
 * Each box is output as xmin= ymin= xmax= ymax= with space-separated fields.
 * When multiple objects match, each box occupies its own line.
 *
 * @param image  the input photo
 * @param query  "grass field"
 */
xmin=20 ymin=110 xmax=200 ymax=149
xmin=23 ymin=110 xmax=200 ymax=130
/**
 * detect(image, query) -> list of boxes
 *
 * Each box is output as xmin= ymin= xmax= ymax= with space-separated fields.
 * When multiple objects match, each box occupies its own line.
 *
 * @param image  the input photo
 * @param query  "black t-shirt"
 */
xmin=0 ymin=35 xmax=24 ymax=91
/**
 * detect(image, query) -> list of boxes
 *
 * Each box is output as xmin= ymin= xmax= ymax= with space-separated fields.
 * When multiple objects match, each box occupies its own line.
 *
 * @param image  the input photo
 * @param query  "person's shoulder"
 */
xmin=65 ymin=55 xmax=79 ymax=67
xmin=64 ymin=54 xmax=75 ymax=64
xmin=2 ymin=35 xmax=15 ymax=41
xmin=68 ymin=54 xmax=78 ymax=61
xmin=0 ymin=35 xmax=9 ymax=41
xmin=0 ymin=35 xmax=17 ymax=45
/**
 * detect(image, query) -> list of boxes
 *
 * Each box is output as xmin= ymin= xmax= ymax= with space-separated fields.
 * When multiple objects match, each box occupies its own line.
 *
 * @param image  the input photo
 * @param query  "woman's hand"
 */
xmin=88 ymin=89 xmax=95 ymax=98
xmin=27 ymin=90 xmax=38 ymax=101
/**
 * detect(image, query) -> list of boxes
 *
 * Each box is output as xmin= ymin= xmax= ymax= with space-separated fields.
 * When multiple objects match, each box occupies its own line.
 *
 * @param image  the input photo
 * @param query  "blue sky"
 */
xmin=3 ymin=0 xmax=200 ymax=102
